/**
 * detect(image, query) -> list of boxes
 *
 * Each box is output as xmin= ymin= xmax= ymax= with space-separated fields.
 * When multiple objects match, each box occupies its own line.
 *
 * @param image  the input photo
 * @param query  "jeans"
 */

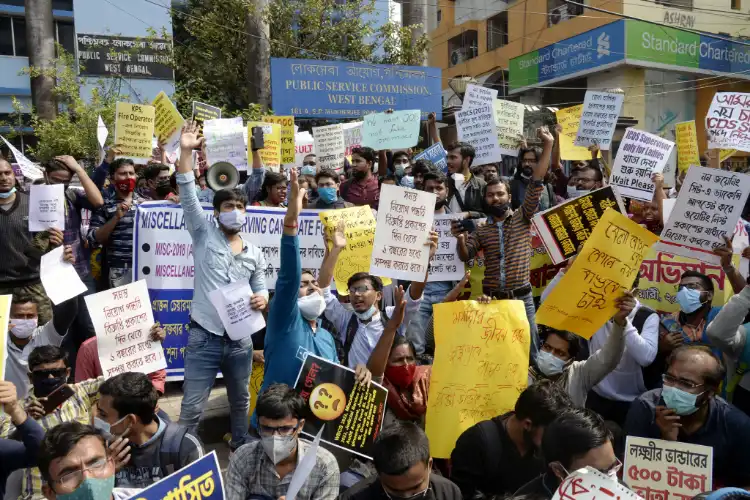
xmin=407 ymin=282 xmax=452 ymax=355
xmin=179 ymin=323 xmax=254 ymax=449
xmin=519 ymin=291 xmax=539 ymax=361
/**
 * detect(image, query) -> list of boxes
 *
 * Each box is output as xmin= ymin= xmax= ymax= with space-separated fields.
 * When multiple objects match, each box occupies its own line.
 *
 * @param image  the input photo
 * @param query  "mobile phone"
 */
xmin=42 ymin=384 xmax=75 ymax=414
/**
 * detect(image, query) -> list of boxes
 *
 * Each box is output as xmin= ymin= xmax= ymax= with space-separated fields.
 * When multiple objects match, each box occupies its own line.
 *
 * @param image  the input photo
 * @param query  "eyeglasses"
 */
xmin=348 ymin=285 xmax=374 ymax=295
xmin=599 ymin=457 xmax=623 ymax=477
xmin=31 ymin=368 xmax=67 ymax=380
xmin=54 ymin=457 xmax=112 ymax=490
xmin=303 ymin=161 xmax=317 ymax=166
xmin=663 ymin=373 xmax=705 ymax=391
xmin=258 ymin=423 xmax=300 ymax=436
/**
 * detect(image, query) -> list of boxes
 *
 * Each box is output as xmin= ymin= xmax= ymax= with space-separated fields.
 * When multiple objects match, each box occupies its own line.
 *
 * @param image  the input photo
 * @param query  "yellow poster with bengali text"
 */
xmin=248 ymin=122 xmax=282 ymax=170
xmin=426 ymin=300 xmax=530 ymax=458
xmin=675 ymin=121 xmax=700 ymax=173
xmin=720 ymin=149 xmax=737 ymax=162
xmin=114 ymin=102 xmax=156 ymax=161
xmin=537 ymin=209 xmax=659 ymax=339
xmin=152 ymin=91 xmax=184 ymax=149
xmin=0 ymin=295 xmax=10 ymax=380
xmin=262 ymin=116 xmax=295 ymax=165
xmin=555 ymin=105 xmax=602 ymax=161
xmin=247 ymin=361 xmax=264 ymax=416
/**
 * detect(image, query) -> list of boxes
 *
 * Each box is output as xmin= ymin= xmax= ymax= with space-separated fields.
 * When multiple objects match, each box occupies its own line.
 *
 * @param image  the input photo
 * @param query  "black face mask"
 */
xmin=155 ymin=180 xmax=173 ymax=199
xmin=489 ymin=203 xmax=510 ymax=218
xmin=353 ymin=170 xmax=368 ymax=181
xmin=33 ymin=375 xmax=66 ymax=397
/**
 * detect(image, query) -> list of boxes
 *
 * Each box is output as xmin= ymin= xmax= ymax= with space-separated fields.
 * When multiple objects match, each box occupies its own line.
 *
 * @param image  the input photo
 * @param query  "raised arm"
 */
xmin=91 ymin=146 xmax=120 ymax=190
xmin=57 ymin=155 xmax=104 ymax=208
xmin=706 ymin=285 xmax=750 ymax=358
xmin=652 ymin=172 xmax=666 ymax=228
xmin=714 ymin=236 xmax=747 ymax=295
xmin=378 ymin=150 xmax=389 ymax=178
xmin=242 ymin=150 xmax=266 ymax=203
xmin=318 ymin=221 xmax=346 ymax=289
xmin=427 ymin=112 xmax=441 ymax=145
xmin=706 ymin=149 xmax=720 ymax=170
xmin=176 ymin=121 xmax=209 ymax=235
xmin=367 ymin=286 xmax=406 ymax=378
xmin=407 ymin=231 xmax=438 ymax=301
xmin=521 ymin=127 xmax=554 ymax=220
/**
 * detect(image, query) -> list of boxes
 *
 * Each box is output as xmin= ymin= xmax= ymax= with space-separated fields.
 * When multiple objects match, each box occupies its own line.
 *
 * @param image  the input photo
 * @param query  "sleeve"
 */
xmin=706 ymin=286 xmax=750 ymax=358
xmin=574 ymin=321 xmax=626 ymax=393
xmin=176 ymin=171 xmax=208 ymax=236
xmin=540 ymin=269 xmax=565 ymax=303
xmin=78 ymin=376 xmax=105 ymax=408
xmin=449 ymin=425 xmax=490 ymax=499
xmin=74 ymin=189 xmax=97 ymax=212
xmin=224 ymin=448 xmax=251 ymax=500
xmin=266 ymin=234 xmax=302 ymax=337
xmin=91 ymin=160 xmax=110 ymax=190
xmin=624 ymin=312 xmax=660 ymax=367
xmin=249 ymin=247 xmax=268 ymax=299
xmin=623 ymin=396 xmax=658 ymax=439
xmin=86 ymin=204 xmax=109 ymax=245
xmin=309 ymin=456 xmax=340 ymax=500
xmin=74 ymin=339 xmax=101 ymax=383
xmin=6 ymin=417 xmax=46 ymax=469
xmin=521 ymin=181 xmax=544 ymax=221
xmin=400 ymin=286 xmax=423 ymax=334
xmin=242 ymin=167 xmax=266 ymax=204
xmin=322 ymin=286 xmax=352 ymax=343
xmin=36 ymin=320 xmax=65 ymax=348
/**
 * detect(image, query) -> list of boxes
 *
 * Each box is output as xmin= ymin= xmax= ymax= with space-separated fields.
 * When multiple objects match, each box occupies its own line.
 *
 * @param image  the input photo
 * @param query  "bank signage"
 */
xmin=270 ymin=58 xmax=443 ymax=119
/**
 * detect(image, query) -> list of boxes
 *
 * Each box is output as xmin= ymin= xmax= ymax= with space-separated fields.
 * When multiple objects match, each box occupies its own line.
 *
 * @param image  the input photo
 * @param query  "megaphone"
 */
xmin=206 ymin=161 xmax=240 ymax=191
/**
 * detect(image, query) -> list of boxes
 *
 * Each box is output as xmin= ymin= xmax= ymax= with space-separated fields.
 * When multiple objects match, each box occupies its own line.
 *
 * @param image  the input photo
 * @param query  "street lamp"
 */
xmin=449 ymin=76 xmax=477 ymax=102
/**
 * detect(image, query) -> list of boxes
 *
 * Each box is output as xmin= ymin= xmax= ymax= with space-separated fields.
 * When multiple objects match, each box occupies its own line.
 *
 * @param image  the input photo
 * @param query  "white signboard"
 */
xmin=203 ymin=117 xmax=248 ymax=171
xmin=574 ymin=91 xmax=624 ymax=150
xmin=428 ymin=214 xmax=465 ymax=282
xmin=313 ymin=124 xmax=346 ymax=173
xmin=493 ymin=100 xmax=524 ymax=157
xmin=552 ymin=467 xmax=643 ymax=500
xmin=291 ymin=132 xmax=315 ymax=170
xmin=361 ymin=110 xmax=421 ymax=151
xmin=456 ymin=105 xmax=503 ymax=167
xmin=29 ymin=184 xmax=65 ymax=231
xmin=1 ymin=135 xmax=43 ymax=180
xmin=609 ymin=128 xmax=675 ymax=202
xmin=342 ymin=121 xmax=363 ymax=158
xmin=462 ymin=84 xmax=498 ymax=110
xmin=706 ymin=92 xmax=750 ymax=152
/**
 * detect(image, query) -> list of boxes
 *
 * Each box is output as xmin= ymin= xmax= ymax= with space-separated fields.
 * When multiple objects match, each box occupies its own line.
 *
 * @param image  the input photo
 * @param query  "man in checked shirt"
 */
xmin=455 ymin=126 xmax=555 ymax=360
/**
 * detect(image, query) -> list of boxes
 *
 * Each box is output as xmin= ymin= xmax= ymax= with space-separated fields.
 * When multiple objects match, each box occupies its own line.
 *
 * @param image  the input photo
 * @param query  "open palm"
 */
xmin=180 ymin=121 xmax=204 ymax=150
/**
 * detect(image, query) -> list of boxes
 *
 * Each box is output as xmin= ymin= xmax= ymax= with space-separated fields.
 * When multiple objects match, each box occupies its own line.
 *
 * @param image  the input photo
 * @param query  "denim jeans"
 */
xmin=407 ymin=282 xmax=452 ymax=355
xmin=179 ymin=323 xmax=253 ymax=449
xmin=519 ymin=291 xmax=540 ymax=361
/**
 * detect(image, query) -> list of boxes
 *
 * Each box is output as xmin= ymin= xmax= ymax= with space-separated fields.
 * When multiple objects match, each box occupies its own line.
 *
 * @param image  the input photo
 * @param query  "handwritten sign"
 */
xmin=361 ymin=110 xmax=421 ymax=150
xmin=371 ymin=184 xmax=436 ymax=281
xmin=537 ymin=209 xmax=659 ymax=339
xmin=493 ymin=100 xmax=525 ymax=157
xmin=609 ymin=128 xmax=675 ymax=202
xmin=293 ymin=132 xmax=315 ymax=168
xmin=706 ymin=92 xmax=750 ymax=152
xmin=191 ymin=101 xmax=221 ymax=129
xmin=203 ymin=117 xmax=247 ymax=171
xmin=85 ymin=280 xmax=167 ymax=378
xmin=313 ymin=124 xmax=346 ymax=173
xmin=624 ymin=437 xmax=712 ymax=500
xmin=207 ymin=281 xmax=265 ymax=340
xmin=532 ymin=186 xmax=626 ymax=264
xmin=414 ymin=143 xmax=448 ymax=174
xmin=657 ymin=166 xmax=750 ymax=264
xmin=343 ymin=121 xmax=363 ymax=159
xmin=675 ymin=121 xmax=700 ymax=173
xmin=126 ymin=451 xmax=224 ymax=500
xmin=152 ymin=91 xmax=184 ymax=155
xmin=426 ymin=300 xmax=530 ymax=458
xmin=429 ymin=214 xmax=465 ymax=282
xmin=294 ymin=354 xmax=387 ymax=460
xmin=248 ymin=121 xmax=282 ymax=170
xmin=574 ymin=91 xmax=623 ymax=150
xmin=262 ymin=115 xmax=295 ymax=165
xmin=555 ymin=106 xmax=601 ymax=161
xmin=114 ymin=102 xmax=156 ymax=162
xmin=462 ymin=84 xmax=498 ymax=110
xmin=456 ymin=105 xmax=502 ymax=167
xmin=29 ymin=184 xmax=65 ymax=231
xmin=552 ymin=467 xmax=643 ymax=500
xmin=0 ymin=295 xmax=9 ymax=381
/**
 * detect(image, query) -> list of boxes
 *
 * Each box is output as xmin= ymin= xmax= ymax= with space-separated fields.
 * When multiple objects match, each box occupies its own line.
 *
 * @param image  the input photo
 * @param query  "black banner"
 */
xmin=76 ymin=33 xmax=172 ymax=80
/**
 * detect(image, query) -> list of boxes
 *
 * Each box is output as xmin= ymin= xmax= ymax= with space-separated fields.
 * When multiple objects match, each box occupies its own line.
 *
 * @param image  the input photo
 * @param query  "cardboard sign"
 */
xmin=313 ymin=124 xmax=346 ymax=173
xmin=428 ymin=214 xmax=465 ymax=282
xmin=456 ymin=105 xmax=502 ymax=167
xmin=574 ymin=91 xmax=624 ymax=150
xmin=203 ymin=117 xmax=248 ymax=171
xmin=294 ymin=354 xmax=387 ymax=460
xmin=191 ymin=101 xmax=221 ymax=128
xmin=29 ymin=184 xmax=65 ymax=231
xmin=152 ymin=91 xmax=184 ymax=155
xmin=414 ymin=143 xmax=448 ymax=174
xmin=555 ymin=106 xmax=602 ymax=161
xmin=114 ymin=102 xmax=156 ymax=162
xmin=262 ymin=115 xmax=295 ymax=165
xmin=706 ymin=92 xmax=750 ymax=152
xmin=552 ymin=467 xmax=643 ymax=500
xmin=493 ymin=100 xmax=525 ymax=157
xmin=125 ymin=451 xmax=224 ymax=500
xmin=675 ymin=121 xmax=700 ymax=173
xmin=609 ymin=128 xmax=675 ymax=202
xmin=361 ymin=110 xmax=421 ymax=150
xmin=293 ymin=132 xmax=315 ymax=169
xmin=462 ymin=84 xmax=498 ymax=110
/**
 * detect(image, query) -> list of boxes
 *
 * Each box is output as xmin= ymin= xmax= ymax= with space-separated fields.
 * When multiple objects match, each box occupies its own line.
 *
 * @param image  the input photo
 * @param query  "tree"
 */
xmin=25 ymin=0 xmax=57 ymax=120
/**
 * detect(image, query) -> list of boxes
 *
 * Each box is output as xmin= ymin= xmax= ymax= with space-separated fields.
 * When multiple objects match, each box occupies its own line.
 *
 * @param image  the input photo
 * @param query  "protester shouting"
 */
xmin=253 ymin=171 xmax=288 ymax=207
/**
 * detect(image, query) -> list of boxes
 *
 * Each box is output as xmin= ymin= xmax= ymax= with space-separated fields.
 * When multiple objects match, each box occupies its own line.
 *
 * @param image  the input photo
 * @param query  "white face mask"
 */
xmin=354 ymin=304 xmax=378 ymax=321
xmin=576 ymin=189 xmax=591 ymax=196
xmin=566 ymin=185 xmax=578 ymax=199
xmin=451 ymin=173 xmax=465 ymax=184
xmin=217 ymin=209 xmax=244 ymax=230
xmin=536 ymin=350 xmax=566 ymax=376
xmin=341 ymin=302 xmax=354 ymax=312
xmin=10 ymin=318 xmax=37 ymax=339
xmin=261 ymin=434 xmax=297 ymax=464
xmin=297 ymin=293 xmax=326 ymax=320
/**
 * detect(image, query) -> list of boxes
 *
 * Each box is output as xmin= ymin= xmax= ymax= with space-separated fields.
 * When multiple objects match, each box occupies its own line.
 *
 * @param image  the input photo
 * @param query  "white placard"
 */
xmin=313 ymin=124 xmax=346 ymax=173
xmin=342 ymin=121 xmax=363 ymax=158
xmin=493 ymin=100 xmax=524 ymax=157
xmin=97 ymin=115 xmax=109 ymax=149
xmin=207 ymin=281 xmax=265 ymax=341
xmin=574 ymin=91 xmax=624 ymax=150
xmin=1 ymin=135 xmax=43 ymax=180
xmin=29 ymin=184 xmax=65 ymax=231
xmin=85 ymin=280 xmax=167 ymax=378
xmin=370 ymin=184 xmax=436 ymax=281
xmin=706 ymin=92 xmax=750 ymax=152
xmin=462 ymin=84 xmax=498 ymax=110
xmin=552 ymin=467 xmax=643 ymax=500
xmin=658 ymin=166 xmax=750 ymax=264
xmin=203 ymin=117 xmax=248 ymax=171
xmin=456 ymin=105 xmax=502 ymax=166
xmin=609 ymin=128 xmax=675 ymax=202
xmin=40 ymin=246 xmax=87 ymax=305
xmin=289 ymin=132 xmax=315 ymax=170
xmin=286 ymin=427 xmax=324 ymax=500
xmin=662 ymin=198 xmax=676 ymax=225
xmin=428 ymin=214 xmax=465 ymax=282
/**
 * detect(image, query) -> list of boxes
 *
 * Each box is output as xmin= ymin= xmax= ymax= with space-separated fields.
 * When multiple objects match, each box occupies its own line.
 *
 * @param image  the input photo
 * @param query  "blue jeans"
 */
xmin=519 ymin=291 xmax=540 ymax=361
xmin=179 ymin=323 xmax=253 ymax=449
xmin=407 ymin=282 xmax=452 ymax=355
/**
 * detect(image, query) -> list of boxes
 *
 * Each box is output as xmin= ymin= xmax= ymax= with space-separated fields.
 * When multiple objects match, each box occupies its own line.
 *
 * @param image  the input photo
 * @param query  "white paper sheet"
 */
xmin=40 ymin=246 xmax=87 ymax=305
xmin=97 ymin=115 xmax=109 ymax=148
xmin=29 ymin=184 xmax=65 ymax=231
xmin=1 ymin=135 xmax=43 ymax=180
xmin=285 ymin=427 xmax=324 ymax=500
xmin=208 ymin=281 xmax=265 ymax=340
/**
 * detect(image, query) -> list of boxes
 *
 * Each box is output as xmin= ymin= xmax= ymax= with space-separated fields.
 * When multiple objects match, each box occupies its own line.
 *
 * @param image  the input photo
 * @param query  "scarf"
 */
xmin=382 ymin=365 xmax=431 ymax=421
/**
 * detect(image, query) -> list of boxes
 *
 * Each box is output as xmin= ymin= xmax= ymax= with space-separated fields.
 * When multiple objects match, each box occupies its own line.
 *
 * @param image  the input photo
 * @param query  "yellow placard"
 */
xmin=720 ymin=149 xmax=737 ymax=162
xmin=262 ymin=116 xmax=295 ymax=165
xmin=537 ymin=209 xmax=659 ymax=339
xmin=0 ymin=295 xmax=10 ymax=380
xmin=555 ymin=105 xmax=602 ymax=161
xmin=248 ymin=121 xmax=282 ymax=170
xmin=426 ymin=300 xmax=530 ymax=458
xmin=152 ymin=91 xmax=184 ymax=147
xmin=675 ymin=121 xmax=700 ymax=173
xmin=319 ymin=206 xmax=391 ymax=295
xmin=247 ymin=361 xmax=264 ymax=416
xmin=114 ymin=102 xmax=156 ymax=160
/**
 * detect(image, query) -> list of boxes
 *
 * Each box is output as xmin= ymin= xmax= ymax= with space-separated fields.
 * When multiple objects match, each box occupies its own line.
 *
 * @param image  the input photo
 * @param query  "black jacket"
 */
xmin=447 ymin=174 xmax=486 ymax=218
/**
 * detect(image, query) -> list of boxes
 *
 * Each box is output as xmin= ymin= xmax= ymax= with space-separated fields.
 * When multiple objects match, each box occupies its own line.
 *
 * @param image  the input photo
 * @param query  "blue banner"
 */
xmin=270 ymin=58 xmax=443 ymax=119
xmin=127 ymin=452 xmax=223 ymax=500
xmin=414 ymin=143 xmax=448 ymax=174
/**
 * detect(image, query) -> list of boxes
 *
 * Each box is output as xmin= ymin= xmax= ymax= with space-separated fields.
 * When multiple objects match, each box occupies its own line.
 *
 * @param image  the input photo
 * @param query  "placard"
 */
xmin=532 ymin=186 xmax=626 ymax=264
xmin=114 ymin=102 xmax=156 ymax=162
xmin=720 ymin=149 xmax=737 ymax=162
xmin=97 ymin=115 xmax=108 ymax=149
xmin=76 ymin=33 xmax=172 ymax=80
xmin=85 ymin=280 xmax=167 ymax=378
xmin=207 ymin=281 xmax=265 ymax=340
xmin=537 ymin=209 xmax=659 ymax=339
xmin=428 ymin=214 xmax=465 ymax=282
xmin=370 ymin=184 xmax=436 ymax=281
xmin=609 ymin=128 xmax=675 ymax=202
xmin=493 ymin=100 xmax=525 ymax=157
xmin=262 ymin=115 xmax=295 ymax=165
xmin=555 ymin=106 xmax=602 ymax=161
xmin=0 ymin=295 xmax=10 ymax=381
xmin=658 ymin=166 xmax=750 ymax=264
xmin=414 ymin=143 xmax=448 ymax=174
xmin=462 ymin=84 xmax=498 ymax=110
xmin=426 ymin=300 xmax=530 ymax=458
xmin=125 ymin=451 xmax=224 ymax=500
xmin=313 ymin=124 xmax=346 ymax=173
xmin=361 ymin=110 xmax=421 ymax=150
xmin=29 ymin=184 xmax=65 ymax=231
xmin=552 ymin=467 xmax=643 ymax=500
xmin=152 ymin=91 xmax=184 ymax=155
xmin=624 ymin=437 xmax=712 ymax=500
xmin=248 ymin=121 xmax=282 ymax=170
xmin=0 ymin=136 xmax=43 ymax=180
xmin=40 ymin=246 xmax=87 ymax=305
xmin=574 ymin=91 xmax=624 ymax=150
xmin=675 ymin=121 xmax=700 ymax=173
xmin=292 ymin=132 xmax=315 ymax=169
xmin=456 ymin=105 xmax=503 ymax=167
xmin=294 ymin=354 xmax=387 ymax=460
xmin=191 ymin=101 xmax=221 ymax=129
xmin=343 ymin=121 xmax=363 ymax=159
xmin=706 ymin=92 xmax=750 ymax=152
xmin=203 ymin=117 xmax=248 ymax=171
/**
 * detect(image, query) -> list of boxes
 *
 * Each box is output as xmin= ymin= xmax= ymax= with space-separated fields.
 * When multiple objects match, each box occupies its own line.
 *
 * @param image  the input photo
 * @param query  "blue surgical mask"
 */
xmin=301 ymin=165 xmax=316 ymax=176
xmin=57 ymin=476 xmax=115 ymax=500
xmin=400 ymin=176 xmax=415 ymax=189
xmin=218 ymin=209 xmax=245 ymax=231
xmin=662 ymin=385 xmax=702 ymax=416
xmin=536 ymin=350 xmax=566 ymax=376
xmin=395 ymin=166 xmax=406 ymax=177
xmin=354 ymin=305 xmax=377 ymax=321
xmin=0 ymin=187 xmax=16 ymax=198
xmin=318 ymin=186 xmax=338 ymax=204
xmin=676 ymin=287 xmax=705 ymax=314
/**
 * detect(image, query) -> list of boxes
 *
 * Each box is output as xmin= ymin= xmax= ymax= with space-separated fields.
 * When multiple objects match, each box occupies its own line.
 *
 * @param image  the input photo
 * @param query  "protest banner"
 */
xmin=537 ymin=209 xmax=659 ymax=339
xmin=313 ymin=124 xmax=346 ymax=173
xmin=429 ymin=214 xmax=465 ymax=282
xmin=203 ymin=117 xmax=248 ymax=171
xmin=371 ymin=184 xmax=436 ymax=281
xmin=493 ymin=100 xmax=525 ymax=157
xmin=29 ymin=184 xmax=65 ymax=231
xmin=294 ymin=354 xmax=387 ymax=460
xmin=262 ymin=115 xmax=295 ymax=165
xmin=555 ymin=105 xmax=600 ymax=161
xmin=533 ymin=187 xmax=626 ymax=264
xmin=456 ymin=105 xmax=503 ymax=166
xmin=113 ymin=102 xmax=156 ymax=162
xmin=361 ymin=110 xmax=421 ymax=150
xmin=706 ymin=92 xmax=750 ymax=152
xmin=462 ymin=84 xmax=498 ymax=110
xmin=0 ymin=295 xmax=9 ymax=379
xmin=248 ymin=121 xmax=282 ymax=170
xmin=133 ymin=203 xmax=327 ymax=379
xmin=152 ymin=91 xmax=184 ymax=155
xmin=426 ymin=300 xmax=530 ymax=458
xmin=414 ymin=143 xmax=448 ymax=174
xmin=720 ymin=149 xmax=737 ymax=162
xmin=0 ymin=136 xmax=43 ymax=180
xmin=40 ymin=246 xmax=87 ymax=305
xmin=343 ymin=121 xmax=363 ymax=159
xmin=675 ymin=121 xmax=700 ymax=173
xmin=552 ymin=467 xmax=643 ymax=500
xmin=191 ymin=101 xmax=221 ymax=128
xmin=247 ymin=361 xmax=264 ymax=416
xmin=609 ymin=128 xmax=675 ymax=202
xmin=293 ymin=132 xmax=315 ymax=168
xmin=97 ymin=115 xmax=108 ymax=149
xmin=125 ymin=451 xmax=224 ymax=500
xmin=658 ymin=167 xmax=750 ymax=264
xmin=574 ymin=91 xmax=624 ymax=150
xmin=624 ymin=437 xmax=712 ymax=499
xmin=85 ymin=280 xmax=167 ymax=378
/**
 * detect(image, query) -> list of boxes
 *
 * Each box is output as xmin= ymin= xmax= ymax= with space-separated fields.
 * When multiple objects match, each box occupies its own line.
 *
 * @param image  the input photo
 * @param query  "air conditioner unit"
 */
xmin=548 ymin=4 xmax=570 ymax=25
xmin=450 ymin=48 xmax=468 ymax=66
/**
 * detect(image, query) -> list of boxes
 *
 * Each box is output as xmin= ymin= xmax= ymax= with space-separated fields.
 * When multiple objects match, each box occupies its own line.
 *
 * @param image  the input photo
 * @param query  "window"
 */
xmin=655 ymin=0 xmax=692 ymax=9
xmin=0 ymin=16 xmax=75 ymax=57
xmin=731 ymin=0 xmax=741 ymax=9
xmin=0 ymin=17 xmax=12 ymax=56
xmin=486 ymin=12 xmax=508 ymax=51
xmin=56 ymin=20 xmax=75 ymax=55
xmin=447 ymin=30 xmax=478 ymax=67
xmin=437 ymin=9 xmax=442 ymax=26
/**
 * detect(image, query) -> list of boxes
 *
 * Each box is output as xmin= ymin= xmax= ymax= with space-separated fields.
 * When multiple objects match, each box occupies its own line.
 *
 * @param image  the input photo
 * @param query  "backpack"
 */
xmin=342 ymin=309 xmax=389 ymax=367
xmin=159 ymin=423 xmax=190 ymax=476
xmin=631 ymin=305 xmax=662 ymax=391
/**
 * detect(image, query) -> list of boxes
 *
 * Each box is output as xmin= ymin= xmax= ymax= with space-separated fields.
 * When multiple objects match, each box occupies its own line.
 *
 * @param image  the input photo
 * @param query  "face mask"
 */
xmin=218 ymin=209 xmax=245 ymax=231
xmin=662 ymin=385 xmax=702 ymax=416
xmin=395 ymin=166 xmax=406 ymax=177
xmin=576 ymin=189 xmax=591 ymax=197
xmin=488 ymin=203 xmax=510 ymax=218
xmin=385 ymin=364 xmax=417 ymax=388
xmin=400 ymin=176 xmax=415 ymax=189
xmin=33 ymin=376 xmax=66 ymax=398
xmin=318 ymin=186 xmax=338 ymax=204
xmin=521 ymin=167 xmax=533 ymax=179
xmin=155 ymin=180 xmax=173 ymax=198
xmin=354 ymin=304 xmax=378 ymax=321
xmin=451 ymin=173 xmax=464 ymax=184
xmin=114 ymin=178 xmax=136 ymax=194
xmin=10 ymin=318 xmax=38 ymax=339
xmin=434 ymin=198 xmax=447 ymax=210
xmin=301 ymin=165 xmax=317 ymax=176
xmin=297 ymin=293 xmax=326 ymax=320
xmin=383 ymin=472 xmax=431 ymax=500
xmin=93 ymin=415 xmax=129 ymax=435
xmin=676 ymin=287 xmax=706 ymax=314
xmin=536 ymin=350 xmax=566 ymax=377
xmin=566 ymin=185 xmax=578 ymax=199
xmin=57 ymin=476 xmax=115 ymax=500
xmin=261 ymin=434 xmax=297 ymax=465
xmin=341 ymin=302 xmax=354 ymax=312
xmin=353 ymin=170 xmax=367 ymax=181
xmin=0 ymin=187 xmax=17 ymax=198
